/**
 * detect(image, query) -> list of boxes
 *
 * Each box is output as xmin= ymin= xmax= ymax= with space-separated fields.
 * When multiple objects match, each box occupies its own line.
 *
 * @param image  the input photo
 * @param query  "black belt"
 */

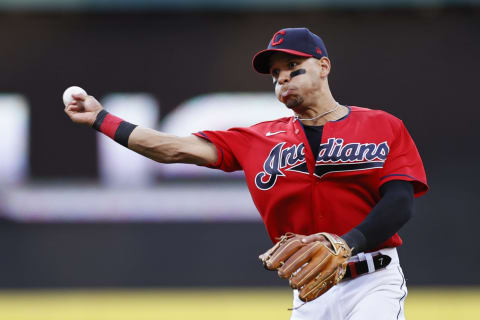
xmin=343 ymin=253 xmax=391 ymax=280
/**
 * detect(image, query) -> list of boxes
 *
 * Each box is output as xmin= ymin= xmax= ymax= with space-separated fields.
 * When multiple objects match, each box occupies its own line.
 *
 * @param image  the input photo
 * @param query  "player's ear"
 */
xmin=317 ymin=57 xmax=331 ymax=78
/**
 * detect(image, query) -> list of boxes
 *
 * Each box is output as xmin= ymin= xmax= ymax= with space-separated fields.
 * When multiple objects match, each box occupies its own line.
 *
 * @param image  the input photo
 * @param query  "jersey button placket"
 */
xmin=312 ymin=121 xmax=330 ymax=222
xmin=293 ymin=119 xmax=316 ymax=176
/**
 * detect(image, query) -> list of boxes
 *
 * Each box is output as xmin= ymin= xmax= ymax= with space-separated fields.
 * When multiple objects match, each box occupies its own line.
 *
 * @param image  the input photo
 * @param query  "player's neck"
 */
xmin=295 ymin=95 xmax=343 ymax=126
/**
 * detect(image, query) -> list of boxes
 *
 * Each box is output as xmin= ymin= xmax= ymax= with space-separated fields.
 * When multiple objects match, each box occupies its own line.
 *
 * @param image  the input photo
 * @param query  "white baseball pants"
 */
xmin=290 ymin=248 xmax=407 ymax=320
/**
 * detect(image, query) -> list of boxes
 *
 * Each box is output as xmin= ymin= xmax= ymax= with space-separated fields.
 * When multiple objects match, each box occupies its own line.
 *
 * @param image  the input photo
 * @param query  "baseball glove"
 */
xmin=259 ymin=232 xmax=352 ymax=302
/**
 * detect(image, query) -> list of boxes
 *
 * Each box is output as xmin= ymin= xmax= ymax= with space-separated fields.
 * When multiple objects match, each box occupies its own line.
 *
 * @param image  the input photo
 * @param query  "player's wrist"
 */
xmin=92 ymin=110 xmax=138 ymax=147
xmin=91 ymin=109 xmax=108 ymax=129
xmin=89 ymin=109 xmax=103 ymax=127
xmin=341 ymin=228 xmax=367 ymax=255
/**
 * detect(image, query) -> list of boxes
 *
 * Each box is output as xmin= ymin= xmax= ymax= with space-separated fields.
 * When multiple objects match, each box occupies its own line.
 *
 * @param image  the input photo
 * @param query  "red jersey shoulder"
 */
xmin=350 ymin=106 xmax=400 ymax=121
xmin=349 ymin=106 xmax=404 ymax=133
xmin=219 ymin=116 xmax=293 ymax=138
xmin=199 ymin=117 xmax=292 ymax=134
xmin=248 ymin=116 xmax=292 ymax=132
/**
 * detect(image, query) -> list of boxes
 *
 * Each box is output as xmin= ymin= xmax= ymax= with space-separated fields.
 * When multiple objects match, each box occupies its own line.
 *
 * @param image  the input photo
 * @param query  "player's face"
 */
xmin=270 ymin=53 xmax=328 ymax=111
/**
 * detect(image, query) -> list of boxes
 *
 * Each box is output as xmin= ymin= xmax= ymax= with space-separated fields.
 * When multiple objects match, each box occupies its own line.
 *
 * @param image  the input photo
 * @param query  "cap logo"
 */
xmin=316 ymin=47 xmax=323 ymax=54
xmin=271 ymin=30 xmax=286 ymax=46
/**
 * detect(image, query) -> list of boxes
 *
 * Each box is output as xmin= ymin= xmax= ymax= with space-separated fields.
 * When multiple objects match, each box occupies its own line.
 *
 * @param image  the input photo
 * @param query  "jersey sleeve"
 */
xmin=379 ymin=121 xmax=428 ymax=197
xmin=193 ymin=129 xmax=245 ymax=172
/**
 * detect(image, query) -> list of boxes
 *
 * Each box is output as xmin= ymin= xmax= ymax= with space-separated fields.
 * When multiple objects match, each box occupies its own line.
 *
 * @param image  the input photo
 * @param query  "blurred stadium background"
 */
xmin=0 ymin=0 xmax=479 ymax=319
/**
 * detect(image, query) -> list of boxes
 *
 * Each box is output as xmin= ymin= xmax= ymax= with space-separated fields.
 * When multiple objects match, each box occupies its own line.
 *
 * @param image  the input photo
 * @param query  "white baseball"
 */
xmin=62 ymin=86 xmax=87 ymax=107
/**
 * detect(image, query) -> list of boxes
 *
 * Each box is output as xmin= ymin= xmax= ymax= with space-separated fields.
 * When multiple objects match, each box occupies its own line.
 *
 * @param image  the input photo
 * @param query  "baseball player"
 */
xmin=65 ymin=27 xmax=428 ymax=320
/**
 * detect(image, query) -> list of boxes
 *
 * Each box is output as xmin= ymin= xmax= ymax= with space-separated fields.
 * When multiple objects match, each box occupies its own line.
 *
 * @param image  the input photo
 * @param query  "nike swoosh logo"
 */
xmin=266 ymin=130 xmax=286 ymax=136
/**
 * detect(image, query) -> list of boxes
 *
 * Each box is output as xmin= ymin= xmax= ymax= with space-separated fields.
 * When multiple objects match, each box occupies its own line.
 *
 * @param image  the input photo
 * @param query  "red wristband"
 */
xmin=92 ymin=110 xmax=138 ymax=147
xmin=99 ymin=113 xmax=123 ymax=139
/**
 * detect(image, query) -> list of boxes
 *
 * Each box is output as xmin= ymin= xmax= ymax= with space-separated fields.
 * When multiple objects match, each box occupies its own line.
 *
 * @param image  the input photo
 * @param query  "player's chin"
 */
xmin=283 ymin=95 xmax=303 ymax=110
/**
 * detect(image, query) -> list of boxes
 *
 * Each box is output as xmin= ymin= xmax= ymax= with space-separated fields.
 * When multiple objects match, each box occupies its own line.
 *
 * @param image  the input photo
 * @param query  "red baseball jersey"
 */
xmin=194 ymin=106 xmax=428 ymax=249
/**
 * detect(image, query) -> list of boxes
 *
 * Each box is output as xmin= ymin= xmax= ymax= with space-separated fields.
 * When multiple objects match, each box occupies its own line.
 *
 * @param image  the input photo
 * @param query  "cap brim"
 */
xmin=252 ymin=49 xmax=313 ymax=74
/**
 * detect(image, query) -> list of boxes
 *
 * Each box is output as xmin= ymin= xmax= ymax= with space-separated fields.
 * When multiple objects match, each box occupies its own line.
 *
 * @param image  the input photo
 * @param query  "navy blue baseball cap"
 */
xmin=252 ymin=28 xmax=328 ymax=74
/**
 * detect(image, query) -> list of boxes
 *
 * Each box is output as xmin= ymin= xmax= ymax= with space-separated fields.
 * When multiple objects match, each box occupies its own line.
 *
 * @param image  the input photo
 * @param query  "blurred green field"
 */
xmin=0 ymin=287 xmax=478 ymax=320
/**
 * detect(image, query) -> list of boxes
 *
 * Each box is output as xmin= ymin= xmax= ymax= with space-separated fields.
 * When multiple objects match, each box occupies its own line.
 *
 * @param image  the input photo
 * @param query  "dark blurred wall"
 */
xmin=0 ymin=9 xmax=477 ymax=178
xmin=0 ymin=218 xmax=478 ymax=287
xmin=0 ymin=8 xmax=478 ymax=287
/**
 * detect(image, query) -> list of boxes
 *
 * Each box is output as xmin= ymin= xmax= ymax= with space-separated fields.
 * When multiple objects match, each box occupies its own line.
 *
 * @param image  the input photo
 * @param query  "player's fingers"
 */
xmin=289 ymin=244 xmax=333 ymax=289
xmin=72 ymin=93 xmax=87 ymax=101
xmin=302 ymin=233 xmax=334 ymax=251
xmin=277 ymin=241 xmax=323 ymax=278
xmin=301 ymin=233 xmax=327 ymax=244
xmin=72 ymin=106 xmax=85 ymax=112
xmin=68 ymin=100 xmax=78 ymax=106
xmin=66 ymin=105 xmax=84 ymax=113
xmin=64 ymin=101 xmax=75 ymax=110
xmin=265 ymin=237 xmax=305 ymax=270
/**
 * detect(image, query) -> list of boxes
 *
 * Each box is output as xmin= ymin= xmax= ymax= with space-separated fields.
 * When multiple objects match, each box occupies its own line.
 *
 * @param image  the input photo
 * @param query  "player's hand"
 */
xmin=275 ymin=233 xmax=332 ymax=279
xmin=258 ymin=232 xmax=332 ymax=271
xmin=64 ymin=93 xmax=103 ymax=127
xmin=301 ymin=233 xmax=334 ymax=250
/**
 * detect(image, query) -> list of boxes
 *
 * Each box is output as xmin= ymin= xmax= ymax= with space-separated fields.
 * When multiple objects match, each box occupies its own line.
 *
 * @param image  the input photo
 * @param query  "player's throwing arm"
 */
xmin=63 ymin=87 xmax=217 ymax=166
